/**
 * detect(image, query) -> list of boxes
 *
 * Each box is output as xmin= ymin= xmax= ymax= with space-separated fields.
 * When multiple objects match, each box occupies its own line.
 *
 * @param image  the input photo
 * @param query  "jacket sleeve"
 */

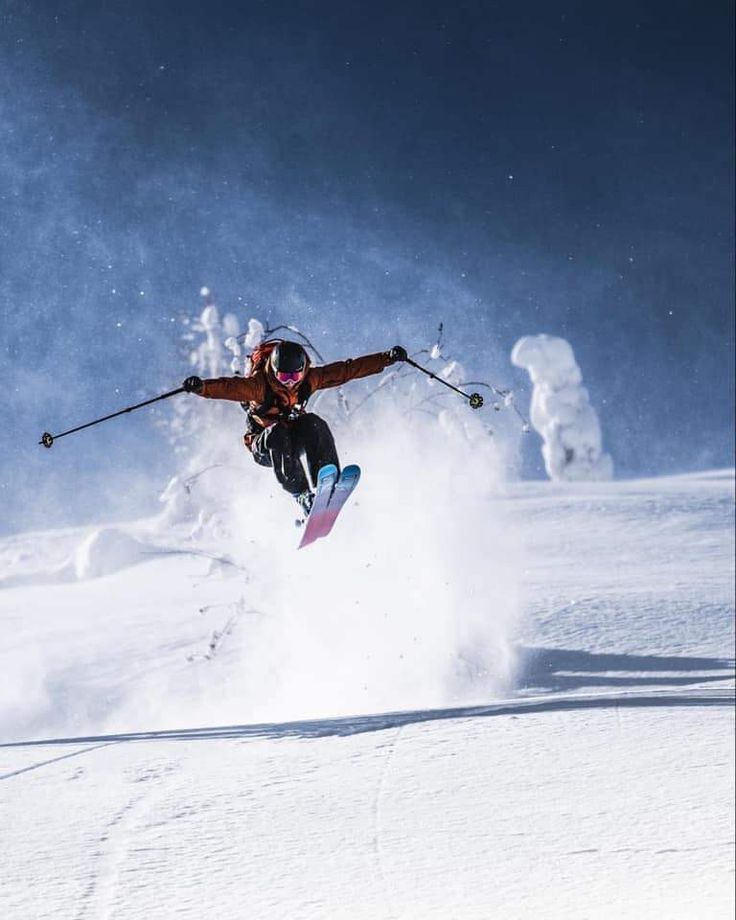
xmin=199 ymin=375 xmax=266 ymax=403
xmin=308 ymin=351 xmax=393 ymax=392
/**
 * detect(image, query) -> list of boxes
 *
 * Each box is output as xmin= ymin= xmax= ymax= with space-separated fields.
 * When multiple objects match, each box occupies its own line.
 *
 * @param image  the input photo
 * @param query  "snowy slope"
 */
xmin=0 ymin=469 xmax=734 ymax=918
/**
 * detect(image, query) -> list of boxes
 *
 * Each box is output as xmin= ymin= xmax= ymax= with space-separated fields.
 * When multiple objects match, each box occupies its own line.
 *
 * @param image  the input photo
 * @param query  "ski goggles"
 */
xmin=275 ymin=369 xmax=305 ymax=383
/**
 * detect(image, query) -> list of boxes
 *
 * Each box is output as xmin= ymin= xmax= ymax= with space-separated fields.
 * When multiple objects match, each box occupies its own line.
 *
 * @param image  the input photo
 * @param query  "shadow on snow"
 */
xmin=518 ymin=647 xmax=735 ymax=694
xmin=2 ymin=683 xmax=733 ymax=776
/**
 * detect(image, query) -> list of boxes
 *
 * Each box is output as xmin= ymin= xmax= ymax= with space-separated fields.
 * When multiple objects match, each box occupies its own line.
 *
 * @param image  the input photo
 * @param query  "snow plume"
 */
xmin=128 ymin=310 xmax=525 ymax=728
xmin=0 ymin=305 xmax=523 ymax=739
xmin=511 ymin=334 xmax=614 ymax=482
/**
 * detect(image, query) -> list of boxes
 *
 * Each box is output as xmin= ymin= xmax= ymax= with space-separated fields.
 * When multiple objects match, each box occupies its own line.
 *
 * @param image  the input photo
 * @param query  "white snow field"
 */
xmin=0 ymin=465 xmax=733 ymax=919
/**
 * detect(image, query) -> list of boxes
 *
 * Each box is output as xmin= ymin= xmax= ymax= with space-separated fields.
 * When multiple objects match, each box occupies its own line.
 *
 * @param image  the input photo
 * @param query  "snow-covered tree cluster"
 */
xmin=511 ymin=334 xmax=613 ymax=482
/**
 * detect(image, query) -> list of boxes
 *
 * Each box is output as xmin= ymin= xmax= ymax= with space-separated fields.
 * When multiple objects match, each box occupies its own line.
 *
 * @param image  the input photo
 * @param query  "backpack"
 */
xmin=247 ymin=339 xmax=280 ymax=376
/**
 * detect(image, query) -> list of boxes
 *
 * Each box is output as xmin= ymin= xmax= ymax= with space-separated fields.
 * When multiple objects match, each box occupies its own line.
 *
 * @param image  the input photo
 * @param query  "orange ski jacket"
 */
xmin=197 ymin=350 xmax=393 ymax=446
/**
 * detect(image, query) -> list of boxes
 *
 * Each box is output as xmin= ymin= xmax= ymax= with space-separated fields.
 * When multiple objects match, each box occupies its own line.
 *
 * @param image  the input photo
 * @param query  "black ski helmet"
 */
xmin=271 ymin=340 xmax=307 ymax=373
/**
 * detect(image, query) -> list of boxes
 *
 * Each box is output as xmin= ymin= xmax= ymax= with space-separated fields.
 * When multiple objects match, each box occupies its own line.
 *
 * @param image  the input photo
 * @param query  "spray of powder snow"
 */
xmin=230 ymin=409 xmax=520 ymax=723
xmin=102 ymin=312 xmax=527 ymax=730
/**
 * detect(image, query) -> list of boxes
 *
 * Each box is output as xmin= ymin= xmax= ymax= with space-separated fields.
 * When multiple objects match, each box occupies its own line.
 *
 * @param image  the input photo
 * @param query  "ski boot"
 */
xmin=294 ymin=490 xmax=314 ymax=527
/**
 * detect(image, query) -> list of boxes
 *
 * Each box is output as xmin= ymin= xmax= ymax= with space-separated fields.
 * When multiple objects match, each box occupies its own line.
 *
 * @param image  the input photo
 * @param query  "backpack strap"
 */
xmin=241 ymin=375 xmax=312 ymax=429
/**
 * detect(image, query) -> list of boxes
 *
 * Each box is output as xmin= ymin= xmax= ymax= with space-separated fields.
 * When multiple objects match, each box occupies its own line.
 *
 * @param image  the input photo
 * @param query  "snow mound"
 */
xmin=512 ymin=333 xmax=613 ymax=481
xmin=73 ymin=527 xmax=153 ymax=580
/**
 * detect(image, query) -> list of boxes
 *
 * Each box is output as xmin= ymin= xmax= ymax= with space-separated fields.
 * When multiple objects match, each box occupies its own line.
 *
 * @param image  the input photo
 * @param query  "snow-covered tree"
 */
xmin=511 ymin=334 xmax=613 ymax=481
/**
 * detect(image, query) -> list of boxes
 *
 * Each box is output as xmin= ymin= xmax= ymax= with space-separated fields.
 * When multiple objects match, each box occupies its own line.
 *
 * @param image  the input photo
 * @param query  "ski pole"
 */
xmin=39 ymin=386 xmax=186 ymax=448
xmin=404 ymin=357 xmax=484 ymax=409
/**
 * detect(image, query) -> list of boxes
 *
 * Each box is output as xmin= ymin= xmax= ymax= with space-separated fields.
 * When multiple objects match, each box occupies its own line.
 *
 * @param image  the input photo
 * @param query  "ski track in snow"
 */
xmin=74 ymin=760 xmax=183 ymax=920
xmin=370 ymin=726 xmax=404 ymax=920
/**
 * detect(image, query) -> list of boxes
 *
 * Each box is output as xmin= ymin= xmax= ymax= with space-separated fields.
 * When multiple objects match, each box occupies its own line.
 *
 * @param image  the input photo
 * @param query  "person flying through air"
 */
xmin=183 ymin=340 xmax=407 ymax=514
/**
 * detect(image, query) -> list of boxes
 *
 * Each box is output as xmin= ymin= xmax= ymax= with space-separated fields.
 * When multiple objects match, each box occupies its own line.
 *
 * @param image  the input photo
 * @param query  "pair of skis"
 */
xmin=298 ymin=464 xmax=360 ymax=549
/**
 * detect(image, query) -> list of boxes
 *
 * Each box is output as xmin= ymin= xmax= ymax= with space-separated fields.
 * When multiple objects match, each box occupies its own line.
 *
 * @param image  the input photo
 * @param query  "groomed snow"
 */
xmin=1 ymin=469 xmax=733 ymax=918
xmin=2 ymin=694 xmax=732 ymax=920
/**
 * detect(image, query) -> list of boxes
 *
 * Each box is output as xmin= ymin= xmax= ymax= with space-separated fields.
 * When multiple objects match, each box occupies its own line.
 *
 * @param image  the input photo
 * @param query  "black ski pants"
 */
xmin=251 ymin=413 xmax=339 ymax=495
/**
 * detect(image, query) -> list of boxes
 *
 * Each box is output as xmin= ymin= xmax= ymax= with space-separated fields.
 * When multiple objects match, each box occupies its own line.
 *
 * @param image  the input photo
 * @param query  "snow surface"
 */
xmin=511 ymin=334 xmax=614 ymax=481
xmin=1 ymin=467 xmax=733 ymax=918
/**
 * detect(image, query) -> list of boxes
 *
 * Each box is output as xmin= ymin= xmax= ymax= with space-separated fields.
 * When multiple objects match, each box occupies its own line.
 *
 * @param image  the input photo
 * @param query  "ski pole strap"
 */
xmin=404 ymin=357 xmax=483 ymax=409
xmin=39 ymin=386 xmax=186 ymax=448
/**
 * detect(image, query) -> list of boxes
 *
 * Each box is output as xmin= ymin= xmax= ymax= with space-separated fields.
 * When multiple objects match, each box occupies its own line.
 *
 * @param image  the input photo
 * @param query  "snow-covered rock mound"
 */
xmin=73 ymin=527 xmax=154 ymax=580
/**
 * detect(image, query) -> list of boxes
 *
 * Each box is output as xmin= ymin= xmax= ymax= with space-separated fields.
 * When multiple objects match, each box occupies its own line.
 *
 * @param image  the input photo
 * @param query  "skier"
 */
xmin=183 ymin=340 xmax=407 ymax=514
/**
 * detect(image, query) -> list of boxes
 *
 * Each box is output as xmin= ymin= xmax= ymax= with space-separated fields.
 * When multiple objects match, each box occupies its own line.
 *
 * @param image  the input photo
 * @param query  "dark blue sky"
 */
xmin=1 ymin=0 xmax=733 ymax=531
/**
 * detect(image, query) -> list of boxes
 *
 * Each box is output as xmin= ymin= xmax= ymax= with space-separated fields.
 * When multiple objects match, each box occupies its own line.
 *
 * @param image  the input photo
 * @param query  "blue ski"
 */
xmin=298 ymin=464 xmax=360 ymax=549
xmin=298 ymin=464 xmax=338 ymax=549
xmin=319 ymin=464 xmax=361 ymax=540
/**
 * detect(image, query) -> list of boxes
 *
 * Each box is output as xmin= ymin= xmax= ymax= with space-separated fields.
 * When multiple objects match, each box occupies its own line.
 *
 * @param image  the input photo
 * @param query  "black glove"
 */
xmin=183 ymin=375 xmax=203 ymax=394
xmin=388 ymin=345 xmax=407 ymax=363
